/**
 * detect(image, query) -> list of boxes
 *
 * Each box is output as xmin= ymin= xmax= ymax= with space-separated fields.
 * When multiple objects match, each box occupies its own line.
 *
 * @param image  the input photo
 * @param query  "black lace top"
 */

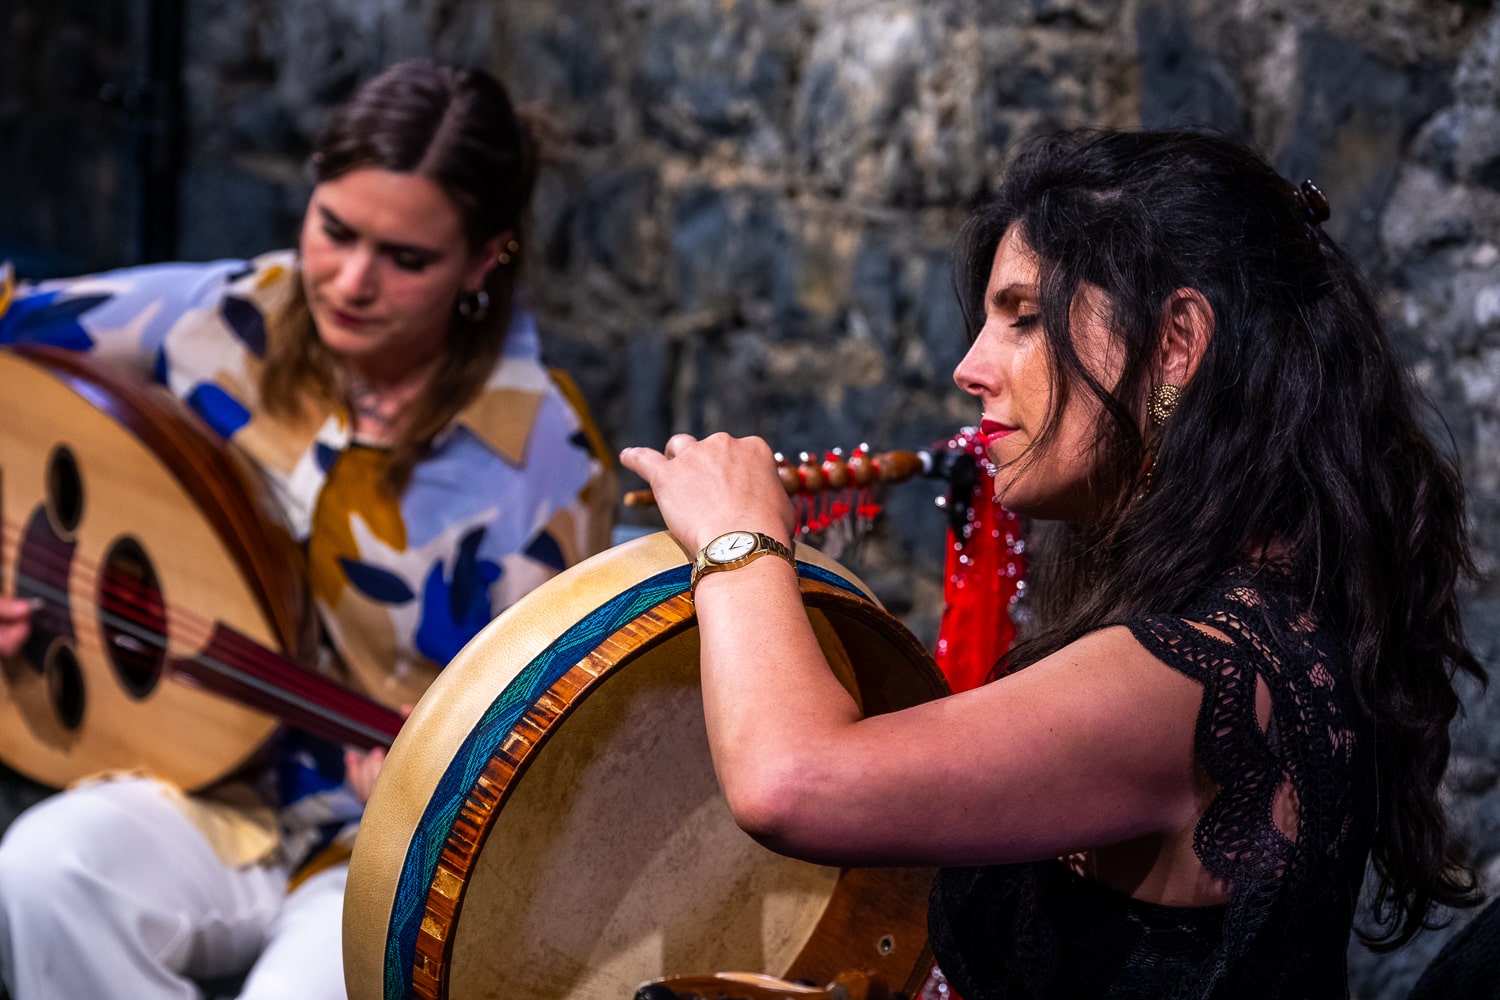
xmin=928 ymin=567 xmax=1376 ymax=999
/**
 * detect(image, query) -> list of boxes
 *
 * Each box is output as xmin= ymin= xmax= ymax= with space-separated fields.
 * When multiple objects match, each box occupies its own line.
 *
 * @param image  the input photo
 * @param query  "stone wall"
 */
xmin=3 ymin=0 xmax=1499 ymax=994
xmin=0 ymin=1 xmax=140 ymax=273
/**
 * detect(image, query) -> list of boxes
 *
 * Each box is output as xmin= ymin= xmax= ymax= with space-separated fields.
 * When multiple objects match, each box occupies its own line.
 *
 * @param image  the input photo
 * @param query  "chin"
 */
xmin=991 ymin=477 xmax=1034 ymax=517
xmin=311 ymin=318 xmax=372 ymax=356
xmin=314 ymin=335 xmax=365 ymax=363
xmin=993 ymin=478 xmax=1073 ymax=523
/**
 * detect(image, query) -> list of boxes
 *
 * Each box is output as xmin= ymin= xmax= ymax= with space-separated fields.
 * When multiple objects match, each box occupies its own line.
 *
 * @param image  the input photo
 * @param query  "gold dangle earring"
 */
xmin=1140 ymin=383 xmax=1181 ymax=498
xmin=1148 ymin=383 xmax=1181 ymax=426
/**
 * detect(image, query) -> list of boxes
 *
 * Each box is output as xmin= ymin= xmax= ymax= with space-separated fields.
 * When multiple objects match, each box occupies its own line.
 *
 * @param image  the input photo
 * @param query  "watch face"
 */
xmin=706 ymin=531 xmax=757 ymax=563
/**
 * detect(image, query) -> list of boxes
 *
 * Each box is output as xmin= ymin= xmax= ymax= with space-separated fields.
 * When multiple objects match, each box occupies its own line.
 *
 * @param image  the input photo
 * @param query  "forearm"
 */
xmin=692 ymin=555 xmax=864 ymax=842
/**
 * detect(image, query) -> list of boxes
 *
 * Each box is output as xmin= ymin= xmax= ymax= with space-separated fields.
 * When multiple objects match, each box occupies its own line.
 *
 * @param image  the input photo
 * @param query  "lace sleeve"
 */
xmin=1120 ymin=572 xmax=1371 ymax=995
xmin=1126 ymin=611 xmax=1291 ymax=885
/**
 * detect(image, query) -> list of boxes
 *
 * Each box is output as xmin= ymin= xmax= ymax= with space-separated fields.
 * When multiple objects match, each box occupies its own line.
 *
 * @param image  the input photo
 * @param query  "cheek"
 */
xmin=298 ymin=213 xmax=324 ymax=260
xmin=386 ymin=271 xmax=460 ymax=318
xmin=298 ymin=233 xmax=337 ymax=287
xmin=1009 ymin=342 xmax=1053 ymax=419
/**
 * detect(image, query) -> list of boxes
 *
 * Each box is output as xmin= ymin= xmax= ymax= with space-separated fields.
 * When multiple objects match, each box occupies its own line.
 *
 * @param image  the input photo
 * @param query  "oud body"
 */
xmin=0 ymin=346 xmax=317 ymax=790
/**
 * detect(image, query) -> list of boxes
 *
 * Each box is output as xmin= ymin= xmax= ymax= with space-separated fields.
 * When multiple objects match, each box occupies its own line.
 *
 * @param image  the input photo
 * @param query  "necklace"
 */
xmin=343 ymin=354 xmax=443 ymax=441
xmin=346 ymin=378 xmax=407 ymax=428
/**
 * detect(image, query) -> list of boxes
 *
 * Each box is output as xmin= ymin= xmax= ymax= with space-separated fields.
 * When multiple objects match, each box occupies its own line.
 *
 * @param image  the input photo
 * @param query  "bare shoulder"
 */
xmin=979 ymin=624 xmax=1209 ymax=734
xmin=806 ymin=623 xmax=1218 ymax=865
xmin=952 ymin=625 xmax=1211 ymax=850
xmin=975 ymin=625 xmax=1207 ymax=770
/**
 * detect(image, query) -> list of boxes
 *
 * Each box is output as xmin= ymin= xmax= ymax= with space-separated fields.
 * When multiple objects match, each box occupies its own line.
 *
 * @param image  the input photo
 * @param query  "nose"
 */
xmin=334 ymin=247 xmax=377 ymax=302
xmin=953 ymin=325 xmax=999 ymax=400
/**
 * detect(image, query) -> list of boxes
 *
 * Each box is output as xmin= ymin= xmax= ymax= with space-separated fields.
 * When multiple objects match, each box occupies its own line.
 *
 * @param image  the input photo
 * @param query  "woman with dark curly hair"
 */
xmin=623 ymin=127 xmax=1481 ymax=997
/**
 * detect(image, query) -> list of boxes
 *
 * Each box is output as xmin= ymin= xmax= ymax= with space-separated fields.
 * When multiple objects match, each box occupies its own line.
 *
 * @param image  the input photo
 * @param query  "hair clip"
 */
xmin=1289 ymin=179 xmax=1331 ymax=226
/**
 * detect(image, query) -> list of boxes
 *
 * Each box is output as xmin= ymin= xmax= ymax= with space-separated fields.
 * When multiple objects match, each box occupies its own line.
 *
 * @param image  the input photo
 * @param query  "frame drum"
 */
xmin=344 ymin=531 xmax=949 ymax=1000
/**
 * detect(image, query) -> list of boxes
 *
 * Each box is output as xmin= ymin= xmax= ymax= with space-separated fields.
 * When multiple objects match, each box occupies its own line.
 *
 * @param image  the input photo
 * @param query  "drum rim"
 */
xmin=349 ymin=534 xmax=946 ymax=1000
xmin=389 ymin=563 xmax=884 ymax=999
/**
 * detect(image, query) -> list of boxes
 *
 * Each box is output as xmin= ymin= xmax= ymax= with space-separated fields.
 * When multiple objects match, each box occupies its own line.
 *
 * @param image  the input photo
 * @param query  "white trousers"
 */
xmin=0 ymin=778 xmax=348 ymax=1000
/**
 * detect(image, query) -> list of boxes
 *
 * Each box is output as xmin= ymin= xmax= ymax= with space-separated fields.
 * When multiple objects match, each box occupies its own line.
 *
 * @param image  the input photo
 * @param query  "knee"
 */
xmin=0 ymin=798 xmax=96 ymax=919
xmin=0 ymin=784 xmax=164 ymax=920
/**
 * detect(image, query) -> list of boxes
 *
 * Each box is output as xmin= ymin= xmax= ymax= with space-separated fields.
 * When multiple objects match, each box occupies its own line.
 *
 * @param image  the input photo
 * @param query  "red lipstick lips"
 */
xmin=979 ymin=419 xmax=1014 ymax=443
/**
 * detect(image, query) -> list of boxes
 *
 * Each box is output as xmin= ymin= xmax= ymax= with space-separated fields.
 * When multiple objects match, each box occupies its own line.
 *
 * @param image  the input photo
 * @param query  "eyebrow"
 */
xmin=317 ymin=205 xmax=444 ymax=259
xmin=988 ymin=283 xmax=1040 ymax=311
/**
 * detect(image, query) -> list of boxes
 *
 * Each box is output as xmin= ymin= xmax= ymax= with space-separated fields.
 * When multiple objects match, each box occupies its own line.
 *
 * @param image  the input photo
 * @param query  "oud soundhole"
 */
xmin=100 ymin=537 xmax=167 ymax=699
xmin=46 ymin=645 xmax=85 ymax=731
xmin=46 ymin=445 xmax=84 ymax=534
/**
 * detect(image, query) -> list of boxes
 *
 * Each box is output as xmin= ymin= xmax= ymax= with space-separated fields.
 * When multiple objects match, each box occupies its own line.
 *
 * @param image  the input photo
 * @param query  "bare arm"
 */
xmin=620 ymin=434 xmax=1207 ymax=868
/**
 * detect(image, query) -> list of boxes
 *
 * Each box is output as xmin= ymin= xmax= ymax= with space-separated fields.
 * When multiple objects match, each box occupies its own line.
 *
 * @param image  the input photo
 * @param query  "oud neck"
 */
xmin=169 ymin=623 xmax=403 ymax=750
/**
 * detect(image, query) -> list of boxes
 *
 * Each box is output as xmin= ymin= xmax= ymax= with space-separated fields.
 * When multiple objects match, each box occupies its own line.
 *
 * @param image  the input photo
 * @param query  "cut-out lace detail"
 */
xmin=929 ymin=566 xmax=1375 ymax=999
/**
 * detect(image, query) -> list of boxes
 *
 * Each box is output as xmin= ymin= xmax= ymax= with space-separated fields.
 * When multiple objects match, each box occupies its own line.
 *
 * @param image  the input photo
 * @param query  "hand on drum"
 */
xmin=0 ymin=597 xmax=33 ymax=658
xmin=620 ymin=433 xmax=797 ymax=554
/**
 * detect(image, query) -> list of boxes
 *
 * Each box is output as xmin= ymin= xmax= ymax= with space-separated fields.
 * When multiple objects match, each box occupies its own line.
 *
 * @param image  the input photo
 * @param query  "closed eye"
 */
xmin=321 ymin=220 xmax=354 ymax=244
xmin=390 ymin=250 xmax=434 ymax=273
xmin=988 ymin=283 xmax=1042 ymax=332
xmin=317 ymin=206 xmax=355 ymax=244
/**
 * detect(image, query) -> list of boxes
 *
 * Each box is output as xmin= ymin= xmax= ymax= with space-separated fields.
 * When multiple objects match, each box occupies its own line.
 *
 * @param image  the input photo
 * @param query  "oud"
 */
xmin=0 ymin=346 xmax=401 ymax=790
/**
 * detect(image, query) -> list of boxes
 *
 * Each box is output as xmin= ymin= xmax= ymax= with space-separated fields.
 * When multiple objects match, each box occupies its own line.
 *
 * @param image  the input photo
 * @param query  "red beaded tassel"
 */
xmin=933 ymin=428 xmax=1026 ymax=690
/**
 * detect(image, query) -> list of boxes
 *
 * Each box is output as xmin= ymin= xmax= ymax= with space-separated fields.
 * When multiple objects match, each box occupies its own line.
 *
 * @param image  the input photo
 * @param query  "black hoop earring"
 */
xmin=456 ymin=289 xmax=490 ymax=323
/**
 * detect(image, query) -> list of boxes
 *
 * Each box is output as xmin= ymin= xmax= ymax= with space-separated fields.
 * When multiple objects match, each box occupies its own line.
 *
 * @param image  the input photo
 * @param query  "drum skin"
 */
xmin=344 ymin=531 xmax=948 ymax=1000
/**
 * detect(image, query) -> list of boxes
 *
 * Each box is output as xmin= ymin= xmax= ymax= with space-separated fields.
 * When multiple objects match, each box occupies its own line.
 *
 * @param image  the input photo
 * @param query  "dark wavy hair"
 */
xmin=958 ymin=128 xmax=1482 ymax=947
xmin=263 ymin=59 xmax=538 ymax=490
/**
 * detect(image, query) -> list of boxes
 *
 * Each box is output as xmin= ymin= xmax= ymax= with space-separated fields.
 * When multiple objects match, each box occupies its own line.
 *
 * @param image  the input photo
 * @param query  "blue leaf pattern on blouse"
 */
xmin=220 ymin=295 xmax=268 ymax=356
xmin=315 ymin=442 xmax=340 ymax=473
xmin=415 ymin=527 xmax=503 ymax=665
xmin=339 ymin=559 xmax=418 ymax=605
xmin=185 ymin=382 xmax=252 ymax=439
xmin=0 ymin=291 xmax=106 ymax=350
xmin=525 ymin=530 xmax=567 ymax=571
xmin=277 ymin=732 xmax=348 ymax=804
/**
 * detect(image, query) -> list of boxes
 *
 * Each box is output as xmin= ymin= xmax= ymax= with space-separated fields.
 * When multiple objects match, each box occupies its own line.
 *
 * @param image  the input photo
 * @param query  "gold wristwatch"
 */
xmin=689 ymin=530 xmax=795 ymax=599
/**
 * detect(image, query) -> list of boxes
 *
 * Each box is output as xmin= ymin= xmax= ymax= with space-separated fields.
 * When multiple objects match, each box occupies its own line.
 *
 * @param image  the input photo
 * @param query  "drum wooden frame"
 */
xmin=344 ymin=532 xmax=948 ymax=1000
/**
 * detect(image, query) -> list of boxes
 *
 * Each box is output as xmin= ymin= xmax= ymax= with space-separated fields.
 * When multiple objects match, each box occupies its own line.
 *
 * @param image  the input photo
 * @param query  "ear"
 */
xmin=462 ymin=230 xmax=510 ymax=292
xmin=1157 ymin=287 xmax=1214 ymax=387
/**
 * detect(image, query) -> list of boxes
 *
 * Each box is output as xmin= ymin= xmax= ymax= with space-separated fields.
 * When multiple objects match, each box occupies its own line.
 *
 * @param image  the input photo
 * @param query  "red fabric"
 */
xmin=927 ymin=427 xmax=1025 ymax=1000
xmin=934 ymin=429 xmax=1025 ymax=691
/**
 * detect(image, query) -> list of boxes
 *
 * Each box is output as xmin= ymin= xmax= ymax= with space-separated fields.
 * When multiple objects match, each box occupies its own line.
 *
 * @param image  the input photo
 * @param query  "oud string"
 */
xmin=0 ymin=519 xmax=399 ymax=745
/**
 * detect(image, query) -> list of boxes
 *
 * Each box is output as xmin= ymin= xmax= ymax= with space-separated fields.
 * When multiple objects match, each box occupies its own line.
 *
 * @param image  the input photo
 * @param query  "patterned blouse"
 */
xmin=0 ymin=252 xmax=614 ymax=861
